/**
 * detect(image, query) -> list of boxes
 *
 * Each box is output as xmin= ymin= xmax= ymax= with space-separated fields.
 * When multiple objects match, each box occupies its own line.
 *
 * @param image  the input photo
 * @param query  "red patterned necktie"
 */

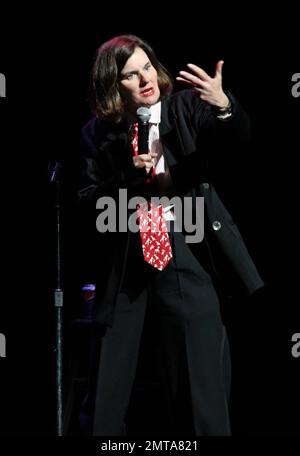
xmin=130 ymin=122 xmax=173 ymax=271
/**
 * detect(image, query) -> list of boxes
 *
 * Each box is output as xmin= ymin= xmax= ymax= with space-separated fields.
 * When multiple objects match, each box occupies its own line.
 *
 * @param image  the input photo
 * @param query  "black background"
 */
xmin=0 ymin=5 xmax=299 ymax=439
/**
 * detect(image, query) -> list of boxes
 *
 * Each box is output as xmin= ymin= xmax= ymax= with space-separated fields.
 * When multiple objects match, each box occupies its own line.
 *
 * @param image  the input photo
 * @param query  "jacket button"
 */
xmin=202 ymin=182 xmax=210 ymax=189
xmin=212 ymin=221 xmax=221 ymax=231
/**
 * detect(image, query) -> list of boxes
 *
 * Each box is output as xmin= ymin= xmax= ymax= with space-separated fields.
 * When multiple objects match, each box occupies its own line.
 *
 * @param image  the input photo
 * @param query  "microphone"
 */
xmin=136 ymin=107 xmax=151 ymax=155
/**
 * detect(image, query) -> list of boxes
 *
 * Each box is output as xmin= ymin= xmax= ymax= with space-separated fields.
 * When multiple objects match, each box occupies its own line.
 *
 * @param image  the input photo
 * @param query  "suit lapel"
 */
xmin=160 ymin=96 xmax=184 ymax=167
xmin=95 ymin=119 xmax=131 ymax=171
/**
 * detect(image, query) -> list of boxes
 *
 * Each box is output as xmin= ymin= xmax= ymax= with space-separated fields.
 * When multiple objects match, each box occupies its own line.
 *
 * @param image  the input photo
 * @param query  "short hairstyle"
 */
xmin=91 ymin=34 xmax=173 ymax=123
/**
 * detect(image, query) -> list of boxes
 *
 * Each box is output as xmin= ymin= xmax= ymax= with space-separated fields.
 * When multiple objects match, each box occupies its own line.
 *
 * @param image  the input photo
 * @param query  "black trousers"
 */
xmin=83 ymin=230 xmax=231 ymax=436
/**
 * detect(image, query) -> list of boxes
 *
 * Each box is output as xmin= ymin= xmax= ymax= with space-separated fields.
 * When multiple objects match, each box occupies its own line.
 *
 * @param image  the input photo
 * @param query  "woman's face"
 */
xmin=119 ymin=47 xmax=160 ymax=115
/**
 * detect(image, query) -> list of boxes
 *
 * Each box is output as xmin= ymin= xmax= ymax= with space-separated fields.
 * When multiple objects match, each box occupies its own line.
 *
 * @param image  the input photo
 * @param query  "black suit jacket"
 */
xmin=77 ymin=89 xmax=264 ymax=326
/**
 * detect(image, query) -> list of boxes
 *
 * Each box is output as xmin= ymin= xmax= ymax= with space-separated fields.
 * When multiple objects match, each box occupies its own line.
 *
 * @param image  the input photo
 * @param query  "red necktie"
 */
xmin=130 ymin=122 xmax=173 ymax=271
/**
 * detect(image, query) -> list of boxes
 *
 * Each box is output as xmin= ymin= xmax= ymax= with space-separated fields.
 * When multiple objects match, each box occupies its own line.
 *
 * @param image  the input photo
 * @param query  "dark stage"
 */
xmin=0 ymin=7 xmax=299 ymax=441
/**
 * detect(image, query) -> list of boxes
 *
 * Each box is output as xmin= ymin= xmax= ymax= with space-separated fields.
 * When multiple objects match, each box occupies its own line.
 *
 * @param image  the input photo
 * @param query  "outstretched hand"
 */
xmin=176 ymin=60 xmax=229 ymax=108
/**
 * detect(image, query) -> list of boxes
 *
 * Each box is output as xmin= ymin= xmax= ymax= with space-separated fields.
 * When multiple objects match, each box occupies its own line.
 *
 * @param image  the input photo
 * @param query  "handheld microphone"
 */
xmin=136 ymin=107 xmax=151 ymax=155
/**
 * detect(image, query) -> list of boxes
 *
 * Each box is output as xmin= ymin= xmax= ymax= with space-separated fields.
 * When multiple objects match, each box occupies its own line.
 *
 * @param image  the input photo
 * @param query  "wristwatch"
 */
xmin=215 ymin=98 xmax=233 ymax=120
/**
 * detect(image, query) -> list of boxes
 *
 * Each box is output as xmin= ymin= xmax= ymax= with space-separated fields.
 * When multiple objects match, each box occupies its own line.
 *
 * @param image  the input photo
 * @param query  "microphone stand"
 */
xmin=49 ymin=160 xmax=64 ymax=436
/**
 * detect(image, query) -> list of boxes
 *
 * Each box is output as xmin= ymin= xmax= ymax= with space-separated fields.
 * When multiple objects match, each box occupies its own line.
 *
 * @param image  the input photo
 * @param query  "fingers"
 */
xmin=176 ymin=60 xmax=226 ymax=107
xmin=176 ymin=61 xmax=224 ymax=87
xmin=176 ymin=76 xmax=197 ymax=87
xmin=186 ymin=63 xmax=210 ymax=81
xmin=176 ymin=63 xmax=211 ymax=91
xmin=145 ymin=164 xmax=154 ymax=174
xmin=133 ymin=153 xmax=156 ymax=174
xmin=215 ymin=60 xmax=224 ymax=78
xmin=176 ymin=71 xmax=210 ymax=89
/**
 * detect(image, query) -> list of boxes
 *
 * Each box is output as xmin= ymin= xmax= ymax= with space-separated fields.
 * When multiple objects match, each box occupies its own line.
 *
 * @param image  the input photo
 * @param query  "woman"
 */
xmin=76 ymin=34 xmax=264 ymax=436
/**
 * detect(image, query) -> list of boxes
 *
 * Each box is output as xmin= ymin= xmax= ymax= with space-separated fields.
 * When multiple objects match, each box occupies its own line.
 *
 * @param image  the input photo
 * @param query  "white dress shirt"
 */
xmin=148 ymin=102 xmax=175 ymax=221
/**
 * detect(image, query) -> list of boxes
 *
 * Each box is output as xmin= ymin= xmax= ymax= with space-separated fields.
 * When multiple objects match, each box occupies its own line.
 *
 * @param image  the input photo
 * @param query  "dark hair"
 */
xmin=90 ymin=34 xmax=173 ymax=123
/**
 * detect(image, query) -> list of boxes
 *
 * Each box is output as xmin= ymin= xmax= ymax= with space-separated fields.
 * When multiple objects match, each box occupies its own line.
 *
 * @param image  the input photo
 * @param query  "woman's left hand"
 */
xmin=176 ymin=60 xmax=229 ymax=108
